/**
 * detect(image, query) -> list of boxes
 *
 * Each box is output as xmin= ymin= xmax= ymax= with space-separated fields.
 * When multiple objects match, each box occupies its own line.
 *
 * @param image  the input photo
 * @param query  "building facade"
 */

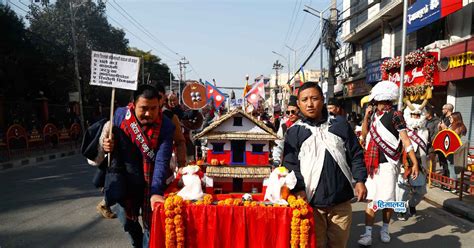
xmin=338 ymin=0 xmax=473 ymax=145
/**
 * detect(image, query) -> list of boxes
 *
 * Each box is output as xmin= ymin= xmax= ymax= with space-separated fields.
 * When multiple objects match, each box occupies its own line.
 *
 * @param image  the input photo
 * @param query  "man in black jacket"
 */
xmin=283 ymin=82 xmax=367 ymax=248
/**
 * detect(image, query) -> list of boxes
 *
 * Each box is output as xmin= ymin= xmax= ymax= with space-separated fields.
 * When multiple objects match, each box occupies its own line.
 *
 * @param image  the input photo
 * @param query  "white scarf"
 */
xmin=296 ymin=120 xmax=353 ymax=199
xmin=366 ymin=113 xmax=401 ymax=165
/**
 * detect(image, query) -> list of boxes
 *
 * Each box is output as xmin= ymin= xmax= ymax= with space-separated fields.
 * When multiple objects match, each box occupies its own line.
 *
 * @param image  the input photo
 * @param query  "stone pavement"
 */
xmin=424 ymin=186 xmax=474 ymax=222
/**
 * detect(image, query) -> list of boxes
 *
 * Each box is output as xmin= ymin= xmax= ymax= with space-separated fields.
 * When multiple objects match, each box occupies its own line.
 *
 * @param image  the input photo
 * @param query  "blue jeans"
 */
xmin=116 ymin=204 xmax=149 ymax=248
xmin=447 ymin=160 xmax=457 ymax=180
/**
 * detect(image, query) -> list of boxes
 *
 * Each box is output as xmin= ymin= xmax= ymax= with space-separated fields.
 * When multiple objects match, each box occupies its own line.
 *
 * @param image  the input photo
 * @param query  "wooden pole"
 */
xmin=107 ymin=88 xmax=116 ymax=167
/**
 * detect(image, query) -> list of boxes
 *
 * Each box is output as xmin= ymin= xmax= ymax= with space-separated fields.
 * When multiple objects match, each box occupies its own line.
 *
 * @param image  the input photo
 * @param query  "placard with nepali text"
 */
xmin=90 ymin=51 xmax=140 ymax=90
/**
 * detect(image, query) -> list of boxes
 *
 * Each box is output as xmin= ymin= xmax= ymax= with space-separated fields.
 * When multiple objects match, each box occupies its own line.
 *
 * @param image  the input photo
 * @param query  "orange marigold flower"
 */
xmin=233 ymin=199 xmax=242 ymax=206
xmin=292 ymin=209 xmax=301 ymax=218
xmin=203 ymin=194 xmax=213 ymax=202
xmin=300 ymin=207 xmax=308 ymax=216
xmin=224 ymin=198 xmax=233 ymax=205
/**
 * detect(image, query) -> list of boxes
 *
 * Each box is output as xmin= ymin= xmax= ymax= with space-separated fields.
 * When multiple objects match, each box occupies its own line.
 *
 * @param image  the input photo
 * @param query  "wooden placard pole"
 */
xmin=108 ymin=88 xmax=116 ymax=167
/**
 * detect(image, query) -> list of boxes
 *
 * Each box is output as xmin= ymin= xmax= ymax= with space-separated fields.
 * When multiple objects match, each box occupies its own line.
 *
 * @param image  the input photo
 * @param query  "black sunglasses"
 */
xmin=286 ymin=110 xmax=297 ymax=115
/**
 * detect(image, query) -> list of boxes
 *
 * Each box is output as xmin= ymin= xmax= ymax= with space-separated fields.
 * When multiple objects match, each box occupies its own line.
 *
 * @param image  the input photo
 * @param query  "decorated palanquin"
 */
xmin=150 ymin=194 xmax=316 ymax=248
xmin=193 ymin=108 xmax=278 ymax=194
xmin=381 ymin=49 xmax=440 ymax=107
xmin=150 ymin=108 xmax=316 ymax=247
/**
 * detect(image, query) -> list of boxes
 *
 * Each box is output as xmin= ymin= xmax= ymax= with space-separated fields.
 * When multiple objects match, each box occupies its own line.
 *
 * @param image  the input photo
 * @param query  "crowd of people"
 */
xmin=81 ymin=81 xmax=467 ymax=248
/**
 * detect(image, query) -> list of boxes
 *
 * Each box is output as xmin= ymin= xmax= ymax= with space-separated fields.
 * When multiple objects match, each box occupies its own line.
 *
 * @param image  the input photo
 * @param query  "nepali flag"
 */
xmin=205 ymin=81 xmax=226 ymax=109
xmin=245 ymin=79 xmax=265 ymax=108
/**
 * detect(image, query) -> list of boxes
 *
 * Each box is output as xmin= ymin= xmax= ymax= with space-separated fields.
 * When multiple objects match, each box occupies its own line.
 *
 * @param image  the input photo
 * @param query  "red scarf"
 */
xmin=120 ymin=103 xmax=162 ymax=229
xmin=364 ymin=105 xmax=393 ymax=178
xmin=285 ymin=119 xmax=295 ymax=128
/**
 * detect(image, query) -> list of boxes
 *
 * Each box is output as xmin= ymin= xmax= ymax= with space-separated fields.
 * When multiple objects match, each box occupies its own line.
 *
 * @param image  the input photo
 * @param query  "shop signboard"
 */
xmin=343 ymin=80 xmax=372 ymax=98
xmin=366 ymin=59 xmax=386 ymax=85
xmin=407 ymin=0 xmax=463 ymax=34
xmin=439 ymin=37 xmax=474 ymax=82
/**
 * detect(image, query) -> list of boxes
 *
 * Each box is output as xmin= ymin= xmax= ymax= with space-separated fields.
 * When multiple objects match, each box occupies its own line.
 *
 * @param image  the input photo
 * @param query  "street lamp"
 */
xmin=304 ymin=5 xmax=331 ymax=85
xmin=272 ymin=51 xmax=290 ymax=87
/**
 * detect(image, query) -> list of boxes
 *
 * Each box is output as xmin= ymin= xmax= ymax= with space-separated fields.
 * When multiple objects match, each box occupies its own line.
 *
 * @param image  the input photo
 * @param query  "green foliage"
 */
xmin=26 ymin=0 xmax=130 ymax=105
xmin=1 ymin=0 xmax=174 ymax=126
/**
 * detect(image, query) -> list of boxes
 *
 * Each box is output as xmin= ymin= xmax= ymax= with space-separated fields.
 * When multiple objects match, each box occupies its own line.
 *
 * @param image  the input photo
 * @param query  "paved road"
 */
xmin=0 ymin=155 xmax=129 ymax=248
xmin=1 ymin=154 xmax=473 ymax=248
xmin=348 ymin=200 xmax=474 ymax=247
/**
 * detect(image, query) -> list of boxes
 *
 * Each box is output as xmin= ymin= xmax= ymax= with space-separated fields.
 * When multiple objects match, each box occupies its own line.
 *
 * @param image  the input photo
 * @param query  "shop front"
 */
xmin=343 ymin=78 xmax=372 ymax=114
xmin=439 ymin=37 xmax=474 ymax=146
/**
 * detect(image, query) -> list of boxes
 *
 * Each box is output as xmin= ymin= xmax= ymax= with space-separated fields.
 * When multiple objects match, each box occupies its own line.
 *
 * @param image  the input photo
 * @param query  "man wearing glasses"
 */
xmin=272 ymin=95 xmax=299 ymax=166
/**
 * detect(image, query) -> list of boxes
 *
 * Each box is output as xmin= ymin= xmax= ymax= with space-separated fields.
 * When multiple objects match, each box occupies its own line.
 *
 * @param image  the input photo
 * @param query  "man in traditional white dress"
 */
xmin=396 ymin=103 xmax=430 ymax=220
xmin=358 ymin=81 xmax=419 ymax=246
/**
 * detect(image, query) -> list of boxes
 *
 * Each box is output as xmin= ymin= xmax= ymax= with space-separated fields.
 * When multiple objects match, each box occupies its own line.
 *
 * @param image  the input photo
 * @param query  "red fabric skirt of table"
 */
xmin=150 ymin=203 xmax=317 ymax=248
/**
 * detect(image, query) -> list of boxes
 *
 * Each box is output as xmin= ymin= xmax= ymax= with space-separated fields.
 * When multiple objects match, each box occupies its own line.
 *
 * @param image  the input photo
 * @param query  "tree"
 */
xmin=26 ymin=0 xmax=130 ymax=105
xmin=0 ymin=4 xmax=38 ymax=98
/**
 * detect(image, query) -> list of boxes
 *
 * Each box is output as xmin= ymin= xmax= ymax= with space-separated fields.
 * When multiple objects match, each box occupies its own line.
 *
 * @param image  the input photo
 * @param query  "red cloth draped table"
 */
xmin=150 ymin=203 xmax=317 ymax=248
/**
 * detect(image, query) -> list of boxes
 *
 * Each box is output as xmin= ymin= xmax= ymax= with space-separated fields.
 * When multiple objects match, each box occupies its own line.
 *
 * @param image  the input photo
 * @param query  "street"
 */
xmin=0 ymin=154 xmax=473 ymax=248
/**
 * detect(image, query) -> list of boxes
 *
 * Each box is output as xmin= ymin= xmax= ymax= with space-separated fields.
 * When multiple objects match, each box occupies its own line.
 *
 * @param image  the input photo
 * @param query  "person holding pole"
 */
xmin=100 ymin=85 xmax=175 ymax=247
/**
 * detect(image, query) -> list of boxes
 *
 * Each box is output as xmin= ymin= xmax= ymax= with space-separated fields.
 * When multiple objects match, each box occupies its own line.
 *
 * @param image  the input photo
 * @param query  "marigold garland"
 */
xmin=164 ymin=194 xmax=185 ymax=248
xmin=288 ymin=196 xmax=311 ymax=248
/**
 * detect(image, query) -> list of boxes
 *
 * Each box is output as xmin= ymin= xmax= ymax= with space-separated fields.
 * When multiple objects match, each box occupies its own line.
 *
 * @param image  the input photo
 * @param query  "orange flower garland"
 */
xmin=288 ymin=195 xmax=311 ymax=248
xmin=164 ymin=194 xmax=185 ymax=248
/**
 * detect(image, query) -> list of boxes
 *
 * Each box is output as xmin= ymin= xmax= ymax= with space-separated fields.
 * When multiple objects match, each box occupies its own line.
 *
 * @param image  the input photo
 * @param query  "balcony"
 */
xmin=343 ymin=0 xmax=402 ymax=43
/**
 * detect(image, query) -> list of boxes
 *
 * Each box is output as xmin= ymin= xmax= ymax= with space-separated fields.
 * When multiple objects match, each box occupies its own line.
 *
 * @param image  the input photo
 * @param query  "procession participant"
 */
xmin=168 ymin=93 xmax=184 ymax=120
xmin=396 ymin=103 xmax=430 ymax=220
xmin=440 ymin=112 xmax=467 ymax=182
xmin=424 ymin=107 xmax=440 ymax=172
xmin=283 ymin=82 xmax=367 ymax=248
xmin=156 ymin=85 xmax=187 ymax=168
xmin=327 ymin=97 xmax=345 ymax=117
xmin=437 ymin=103 xmax=454 ymax=176
xmin=100 ymin=85 xmax=175 ymax=247
xmin=272 ymin=95 xmax=299 ymax=166
xmin=358 ymin=81 xmax=419 ymax=246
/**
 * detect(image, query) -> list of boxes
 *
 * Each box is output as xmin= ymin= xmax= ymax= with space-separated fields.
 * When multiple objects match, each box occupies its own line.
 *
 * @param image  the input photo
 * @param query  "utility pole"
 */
xmin=285 ymin=45 xmax=297 ymax=92
xmin=141 ymin=56 xmax=145 ymax=84
xmin=273 ymin=60 xmax=283 ymax=106
xmin=178 ymin=57 xmax=189 ymax=105
xmin=169 ymin=72 xmax=172 ymax=93
xmin=326 ymin=0 xmax=337 ymax=100
xmin=69 ymin=0 xmax=85 ymax=132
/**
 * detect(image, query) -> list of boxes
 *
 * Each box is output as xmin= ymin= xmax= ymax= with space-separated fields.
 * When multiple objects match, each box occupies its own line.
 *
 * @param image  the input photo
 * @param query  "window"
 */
xmin=252 ymin=144 xmax=265 ymax=153
xmin=380 ymin=0 xmax=390 ymax=10
xmin=233 ymin=117 xmax=243 ymax=126
xmin=350 ymin=0 xmax=369 ymax=31
xmin=212 ymin=143 xmax=225 ymax=153
xmin=394 ymin=25 xmax=417 ymax=57
xmin=363 ymin=36 xmax=382 ymax=66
